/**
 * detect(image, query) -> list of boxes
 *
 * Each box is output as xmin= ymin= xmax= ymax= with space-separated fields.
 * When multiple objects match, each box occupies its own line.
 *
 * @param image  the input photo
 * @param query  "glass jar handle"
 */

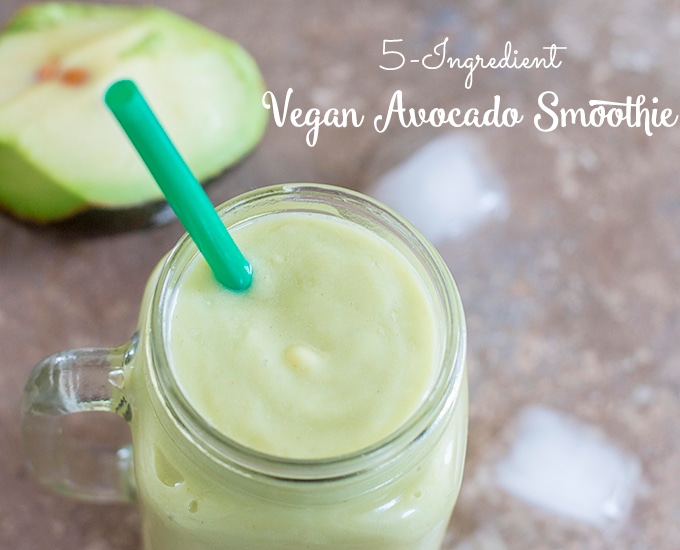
xmin=21 ymin=340 xmax=136 ymax=503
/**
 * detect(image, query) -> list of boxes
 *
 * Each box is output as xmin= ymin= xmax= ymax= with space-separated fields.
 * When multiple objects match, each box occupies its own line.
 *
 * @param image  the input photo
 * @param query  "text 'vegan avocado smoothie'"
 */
xmin=125 ymin=184 xmax=468 ymax=549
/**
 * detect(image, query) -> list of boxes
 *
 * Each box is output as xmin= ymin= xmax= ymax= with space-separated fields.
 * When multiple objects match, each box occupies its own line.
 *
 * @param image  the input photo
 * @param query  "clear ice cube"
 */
xmin=369 ymin=132 xmax=508 ymax=244
xmin=494 ymin=405 xmax=641 ymax=529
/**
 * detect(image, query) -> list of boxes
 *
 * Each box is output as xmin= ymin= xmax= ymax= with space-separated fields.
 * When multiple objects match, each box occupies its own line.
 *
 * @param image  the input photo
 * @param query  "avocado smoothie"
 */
xmin=122 ymin=186 xmax=468 ymax=549
xmin=23 ymin=184 xmax=466 ymax=549
xmin=168 ymin=212 xmax=440 ymax=459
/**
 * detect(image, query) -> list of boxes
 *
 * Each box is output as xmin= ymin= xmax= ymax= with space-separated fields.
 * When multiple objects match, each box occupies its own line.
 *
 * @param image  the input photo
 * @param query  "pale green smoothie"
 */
xmin=126 ymin=193 xmax=468 ymax=550
xmin=169 ymin=212 xmax=439 ymax=459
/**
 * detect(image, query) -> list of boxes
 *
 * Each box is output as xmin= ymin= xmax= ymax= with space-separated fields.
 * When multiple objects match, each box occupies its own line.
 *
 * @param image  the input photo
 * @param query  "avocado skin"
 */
xmin=0 ymin=140 xmax=86 ymax=222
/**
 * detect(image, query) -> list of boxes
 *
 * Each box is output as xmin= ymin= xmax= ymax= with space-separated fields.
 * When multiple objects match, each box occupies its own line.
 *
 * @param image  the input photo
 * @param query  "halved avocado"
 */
xmin=0 ymin=3 xmax=268 ymax=225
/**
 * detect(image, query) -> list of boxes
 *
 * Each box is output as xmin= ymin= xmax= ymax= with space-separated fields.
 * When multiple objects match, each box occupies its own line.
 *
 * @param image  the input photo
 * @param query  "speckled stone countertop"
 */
xmin=1 ymin=1 xmax=679 ymax=549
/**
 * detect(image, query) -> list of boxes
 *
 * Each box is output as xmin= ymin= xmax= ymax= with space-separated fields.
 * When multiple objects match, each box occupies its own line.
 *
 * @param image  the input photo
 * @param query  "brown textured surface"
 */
xmin=2 ymin=1 xmax=679 ymax=548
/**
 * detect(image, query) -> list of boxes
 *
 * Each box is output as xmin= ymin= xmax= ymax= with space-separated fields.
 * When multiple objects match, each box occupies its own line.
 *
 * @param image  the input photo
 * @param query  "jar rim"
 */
xmin=148 ymin=183 xmax=466 ymax=482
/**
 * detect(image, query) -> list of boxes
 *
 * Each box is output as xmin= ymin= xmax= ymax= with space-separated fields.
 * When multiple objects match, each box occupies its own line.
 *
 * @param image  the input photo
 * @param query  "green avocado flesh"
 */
xmin=0 ymin=3 xmax=268 ymax=222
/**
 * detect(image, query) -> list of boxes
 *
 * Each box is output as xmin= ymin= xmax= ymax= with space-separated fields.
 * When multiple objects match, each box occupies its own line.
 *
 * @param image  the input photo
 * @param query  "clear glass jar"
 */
xmin=22 ymin=184 xmax=468 ymax=550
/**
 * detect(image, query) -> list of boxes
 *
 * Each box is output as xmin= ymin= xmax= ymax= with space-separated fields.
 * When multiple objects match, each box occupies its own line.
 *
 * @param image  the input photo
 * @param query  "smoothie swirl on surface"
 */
xmin=168 ymin=212 xmax=439 ymax=459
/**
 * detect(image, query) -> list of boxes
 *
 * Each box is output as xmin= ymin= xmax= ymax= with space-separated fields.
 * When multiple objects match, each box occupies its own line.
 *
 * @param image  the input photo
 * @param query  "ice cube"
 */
xmin=494 ymin=405 xmax=641 ymax=529
xmin=368 ymin=132 xmax=508 ymax=244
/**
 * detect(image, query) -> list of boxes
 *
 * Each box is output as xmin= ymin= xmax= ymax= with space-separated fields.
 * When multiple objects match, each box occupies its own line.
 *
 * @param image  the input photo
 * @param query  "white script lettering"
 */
xmin=374 ymin=90 xmax=524 ymax=132
xmin=534 ymin=91 xmax=678 ymax=136
xmin=262 ymin=88 xmax=365 ymax=147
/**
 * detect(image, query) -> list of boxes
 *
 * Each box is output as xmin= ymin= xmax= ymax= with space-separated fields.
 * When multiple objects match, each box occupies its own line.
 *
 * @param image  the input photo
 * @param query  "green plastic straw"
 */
xmin=104 ymin=79 xmax=252 ymax=291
